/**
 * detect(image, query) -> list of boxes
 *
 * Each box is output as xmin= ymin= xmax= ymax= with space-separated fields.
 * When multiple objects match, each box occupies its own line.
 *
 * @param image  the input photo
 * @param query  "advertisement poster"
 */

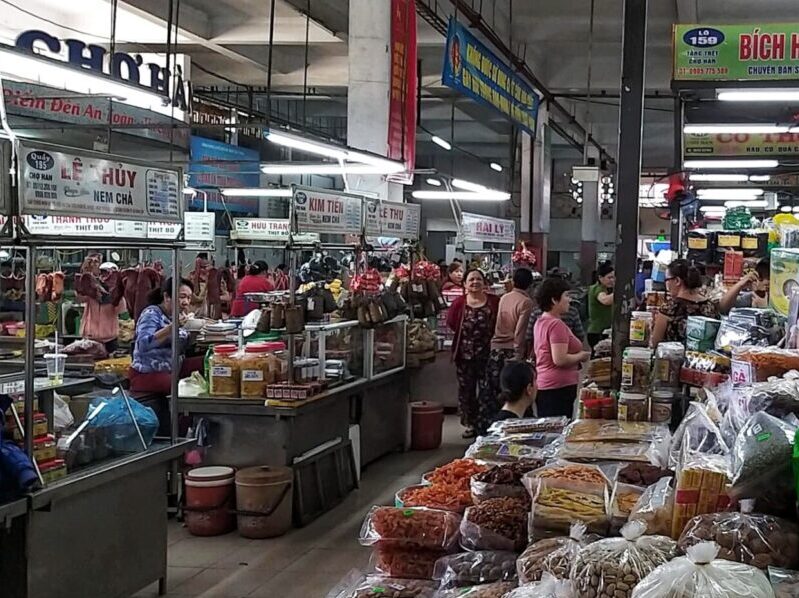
xmin=188 ymin=136 xmax=260 ymax=214
xmin=674 ymin=23 xmax=799 ymax=81
xmin=18 ymin=141 xmax=181 ymax=223
xmin=387 ymin=0 xmax=417 ymax=184
xmin=293 ymin=186 xmax=363 ymax=235
xmin=442 ymin=18 xmax=539 ymax=136
xmin=461 ymin=212 xmax=516 ymax=244
xmin=231 ymin=218 xmax=319 ymax=243
xmin=684 ymin=132 xmax=799 ymax=156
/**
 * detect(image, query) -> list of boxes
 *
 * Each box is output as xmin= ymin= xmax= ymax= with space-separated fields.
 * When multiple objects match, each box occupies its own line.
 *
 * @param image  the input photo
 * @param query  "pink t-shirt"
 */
xmin=533 ymin=312 xmax=582 ymax=390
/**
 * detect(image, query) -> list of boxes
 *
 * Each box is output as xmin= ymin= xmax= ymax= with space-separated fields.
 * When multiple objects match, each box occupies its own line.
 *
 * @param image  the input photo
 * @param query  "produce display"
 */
xmin=470 ymin=463 xmax=539 ymax=503
xmin=359 ymin=506 xmax=461 ymax=550
xmin=460 ymin=497 xmax=529 ymax=552
xmin=677 ymin=511 xmax=799 ymax=570
xmin=328 ymin=573 xmax=437 ymax=598
xmin=425 ymin=459 xmax=487 ymax=490
xmin=432 ymin=551 xmax=517 ymax=589
xmin=770 ymin=567 xmax=799 ymax=598
xmin=517 ymin=523 xmax=597 ymax=583
xmin=433 ymin=581 xmax=517 ymax=598
xmin=398 ymin=484 xmax=473 ymax=513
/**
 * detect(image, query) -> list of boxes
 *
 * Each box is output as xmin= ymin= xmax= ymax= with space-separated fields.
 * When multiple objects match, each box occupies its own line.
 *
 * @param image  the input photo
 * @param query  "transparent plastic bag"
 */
xmin=769 ymin=566 xmax=799 ymax=598
xmin=326 ymin=570 xmax=437 ymax=598
xmin=517 ymin=523 xmax=598 ymax=583
xmin=470 ymin=463 xmax=536 ymax=503
xmin=432 ymin=551 xmax=517 ymax=589
xmin=432 ymin=581 xmax=516 ymax=598
xmin=465 ymin=436 xmax=548 ymax=464
xmin=487 ymin=416 xmax=568 ymax=436
xmin=677 ymin=510 xmax=799 ymax=570
xmin=631 ymin=542 xmax=773 ymax=598
xmin=628 ymin=477 xmax=674 ymax=538
xmin=371 ymin=546 xmax=445 ymax=580
xmin=358 ymin=506 xmax=462 ymax=550
xmin=571 ymin=521 xmax=677 ymax=598
xmin=504 ymin=573 xmax=574 ymax=598
xmin=669 ymin=401 xmax=730 ymax=470
xmin=460 ymin=498 xmax=529 ymax=552
xmin=610 ymin=482 xmax=646 ymax=531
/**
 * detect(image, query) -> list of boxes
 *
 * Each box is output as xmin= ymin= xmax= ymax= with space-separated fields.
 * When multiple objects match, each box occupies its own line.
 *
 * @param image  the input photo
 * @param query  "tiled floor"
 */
xmin=133 ymin=415 xmax=468 ymax=598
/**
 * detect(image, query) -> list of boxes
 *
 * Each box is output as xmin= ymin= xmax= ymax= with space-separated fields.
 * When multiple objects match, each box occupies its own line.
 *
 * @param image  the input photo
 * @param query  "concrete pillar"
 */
xmin=521 ymin=103 xmax=551 ymax=272
xmin=346 ymin=0 xmax=403 ymax=202
xmin=580 ymin=149 xmax=602 ymax=284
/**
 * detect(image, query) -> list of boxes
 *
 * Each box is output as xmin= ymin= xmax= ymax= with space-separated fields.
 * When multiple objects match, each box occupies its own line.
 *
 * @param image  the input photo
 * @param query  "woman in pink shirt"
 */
xmin=532 ymin=277 xmax=590 ymax=417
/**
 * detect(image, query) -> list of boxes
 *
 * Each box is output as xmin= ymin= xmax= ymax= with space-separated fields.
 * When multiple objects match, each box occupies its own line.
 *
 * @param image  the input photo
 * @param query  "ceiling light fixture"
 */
xmin=490 ymin=162 xmax=503 ymax=172
xmin=260 ymin=163 xmax=401 ymax=175
xmin=684 ymin=124 xmax=790 ymax=134
xmin=699 ymin=206 xmax=727 ymax=213
xmin=451 ymin=178 xmax=489 ymax=192
xmin=220 ymin=188 xmax=292 ymax=197
xmin=431 ymin=136 xmax=452 ymax=150
xmin=411 ymin=190 xmax=510 ymax=201
xmin=718 ymin=89 xmax=799 ymax=102
xmin=684 ymin=159 xmax=779 ymax=169
xmin=689 ymin=174 xmax=749 ymax=182
xmin=697 ymin=188 xmax=764 ymax=200
xmin=724 ymin=200 xmax=768 ymax=208
xmin=749 ymin=174 xmax=772 ymax=182
xmin=780 ymin=205 xmax=793 ymax=213
xmin=426 ymin=178 xmax=442 ymax=187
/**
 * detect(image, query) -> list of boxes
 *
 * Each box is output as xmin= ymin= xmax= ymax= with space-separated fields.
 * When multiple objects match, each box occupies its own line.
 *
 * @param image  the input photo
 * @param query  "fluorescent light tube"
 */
xmin=749 ymin=175 xmax=771 ymax=182
xmin=780 ymin=205 xmax=792 ymax=213
xmin=260 ymin=163 xmax=400 ymax=175
xmin=220 ymin=188 xmax=292 ymax=197
xmin=684 ymin=124 xmax=790 ymax=134
xmin=718 ymin=89 xmax=799 ymax=102
xmin=697 ymin=188 xmax=764 ymax=200
xmin=266 ymin=131 xmax=348 ymax=160
xmin=451 ymin=179 xmax=488 ymax=192
xmin=431 ymin=136 xmax=452 ymax=150
xmin=684 ymin=159 xmax=779 ymax=169
xmin=689 ymin=174 xmax=749 ymax=182
xmin=725 ymin=200 xmax=768 ymax=208
xmin=700 ymin=206 xmax=726 ymax=213
xmin=426 ymin=178 xmax=442 ymax=187
xmin=411 ymin=190 xmax=510 ymax=201
xmin=490 ymin=162 xmax=503 ymax=172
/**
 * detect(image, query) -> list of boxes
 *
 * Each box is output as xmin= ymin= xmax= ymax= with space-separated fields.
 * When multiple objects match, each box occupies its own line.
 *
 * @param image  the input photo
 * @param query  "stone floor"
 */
xmin=133 ymin=415 xmax=468 ymax=598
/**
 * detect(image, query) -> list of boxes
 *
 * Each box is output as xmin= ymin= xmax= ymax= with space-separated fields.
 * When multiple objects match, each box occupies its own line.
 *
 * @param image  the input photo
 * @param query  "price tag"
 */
xmin=730 ymin=360 xmax=753 ymax=387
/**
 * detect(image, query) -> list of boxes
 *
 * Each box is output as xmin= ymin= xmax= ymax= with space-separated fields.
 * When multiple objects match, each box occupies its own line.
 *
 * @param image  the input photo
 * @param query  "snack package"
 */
xmin=769 ymin=566 xmax=799 ymax=598
xmin=470 ymin=463 xmax=535 ymax=503
xmin=730 ymin=411 xmax=797 ymax=499
xmin=460 ymin=497 xmax=529 ymax=552
xmin=488 ymin=417 xmax=569 ymax=436
xmin=677 ymin=510 xmax=799 ymax=570
xmin=425 ymin=459 xmax=488 ymax=490
xmin=610 ymin=483 xmax=645 ymax=532
xmin=504 ymin=573 xmax=574 ymax=598
xmin=397 ymin=484 xmax=473 ymax=513
xmin=432 ymin=551 xmax=517 ymax=589
xmin=631 ymin=542 xmax=773 ymax=598
xmin=372 ymin=546 xmax=446 ymax=580
xmin=517 ymin=523 xmax=598 ymax=583
xmin=617 ymin=463 xmax=673 ymax=488
xmin=571 ymin=521 xmax=678 ymax=598
xmin=326 ymin=570 xmax=437 ymax=598
xmin=669 ymin=402 xmax=729 ymax=470
xmin=465 ymin=436 xmax=548 ymax=464
xmin=628 ymin=477 xmax=674 ymax=538
xmin=670 ymin=454 xmax=731 ymax=540
xmin=564 ymin=420 xmax=669 ymax=444
xmin=432 ymin=581 xmax=516 ymax=598
xmin=559 ymin=441 xmax=666 ymax=465
xmin=359 ymin=506 xmax=462 ymax=550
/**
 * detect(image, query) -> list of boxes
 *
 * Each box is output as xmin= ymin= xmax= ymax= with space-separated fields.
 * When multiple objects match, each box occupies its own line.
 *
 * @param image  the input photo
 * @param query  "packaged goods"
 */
xmin=730 ymin=411 xmax=796 ymax=499
xmin=686 ymin=229 xmax=715 ymax=263
xmin=677 ymin=511 xmax=799 ymax=570
xmin=372 ymin=546 xmax=446 ymax=579
xmin=571 ymin=521 xmax=677 ymax=598
xmin=733 ymin=346 xmax=799 ymax=380
xmin=359 ymin=506 xmax=462 ymax=550
xmin=504 ymin=574 xmax=574 ymax=598
xmin=465 ymin=437 xmax=548 ymax=464
xmin=769 ymin=567 xmax=799 ymax=598
xmin=741 ymin=230 xmax=768 ymax=258
xmin=432 ymin=581 xmax=516 ymax=598
xmin=611 ymin=483 xmax=645 ymax=526
xmin=618 ymin=463 xmax=672 ymax=488
xmin=470 ymin=463 xmax=539 ymax=503
xmin=630 ymin=541 xmax=773 ymax=598
xmin=488 ymin=417 xmax=569 ymax=436
xmin=668 ymin=402 xmax=729 ymax=470
xmin=565 ymin=420 xmax=669 ymax=445
xmin=432 ymin=551 xmax=517 ymax=589
xmin=326 ymin=572 xmax=437 ymax=598
xmin=398 ymin=484 xmax=473 ymax=513
xmin=685 ymin=317 xmax=721 ymax=352
xmin=517 ymin=523 xmax=598 ymax=583
xmin=628 ymin=477 xmax=673 ymax=538
xmin=586 ymin=358 xmax=611 ymax=386
xmin=500 ymin=432 xmax=562 ymax=448
xmin=460 ymin=497 xmax=529 ymax=552
xmin=629 ymin=312 xmax=652 ymax=347
xmin=652 ymin=342 xmax=684 ymax=389
xmin=425 ymin=459 xmax=487 ymax=490
xmin=239 ymin=344 xmax=275 ymax=398
xmin=209 ymin=344 xmax=240 ymax=397
xmin=648 ymin=391 xmax=673 ymax=425
xmin=621 ymin=348 xmax=652 ymax=393
xmin=670 ymin=454 xmax=731 ymax=540
xmin=559 ymin=441 xmax=661 ymax=464
xmin=618 ymin=393 xmax=648 ymax=422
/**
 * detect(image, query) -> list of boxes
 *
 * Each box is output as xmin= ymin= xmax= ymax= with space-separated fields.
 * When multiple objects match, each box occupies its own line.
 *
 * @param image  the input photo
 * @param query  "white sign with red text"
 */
xmin=461 ymin=212 xmax=516 ymax=244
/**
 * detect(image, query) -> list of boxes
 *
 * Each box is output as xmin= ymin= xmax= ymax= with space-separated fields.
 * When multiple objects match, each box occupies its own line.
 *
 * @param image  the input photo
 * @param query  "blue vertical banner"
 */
xmin=441 ymin=18 xmax=540 ymax=137
xmin=188 ymin=136 xmax=260 ymax=213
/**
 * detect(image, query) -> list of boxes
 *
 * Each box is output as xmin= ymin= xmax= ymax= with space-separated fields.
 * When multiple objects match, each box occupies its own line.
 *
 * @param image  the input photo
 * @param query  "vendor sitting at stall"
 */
xmin=129 ymin=278 xmax=203 ymax=395
xmin=720 ymin=258 xmax=770 ymax=313
xmin=493 ymin=360 xmax=536 ymax=422
xmin=230 ymin=260 xmax=274 ymax=317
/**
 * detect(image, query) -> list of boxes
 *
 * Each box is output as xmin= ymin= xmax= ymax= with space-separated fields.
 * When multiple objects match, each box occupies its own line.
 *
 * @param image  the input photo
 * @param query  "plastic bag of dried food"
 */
xmin=465 ymin=436 xmax=548 ymax=464
xmin=359 ymin=506 xmax=462 ymax=550
xmin=571 ymin=521 xmax=677 ymax=598
xmin=432 ymin=551 xmax=517 ymax=589
xmin=677 ymin=509 xmax=799 ymax=570
xmin=372 ymin=546 xmax=446 ymax=580
xmin=769 ymin=566 xmax=799 ymax=598
xmin=669 ymin=401 xmax=729 ymax=470
xmin=488 ymin=416 xmax=569 ymax=436
xmin=432 ymin=581 xmax=516 ymax=598
xmin=631 ymin=541 xmax=773 ymax=598
xmin=326 ymin=570 xmax=437 ymax=598
xmin=470 ymin=463 xmax=539 ymax=503
xmin=504 ymin=573 xmax=574 ymax=598
xmin=517 ymin=523 xmax=599 ymax=583
xmin=628 ymin=477 xmax=673 ymax=538
xmin=730 ymin=411 xmax=797 ymax=499
xmin=617 ymin=463 xmax=673 ymax=488
xmin=460 ymin=497 xmax=529 ymax=552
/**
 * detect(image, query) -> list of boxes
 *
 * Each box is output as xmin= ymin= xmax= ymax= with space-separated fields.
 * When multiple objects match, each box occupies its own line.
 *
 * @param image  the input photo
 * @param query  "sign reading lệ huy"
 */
xmin=685 ymin=132 xmax=799 ymax=156
xmin=674 ymin=23 xmax=799 ymax=81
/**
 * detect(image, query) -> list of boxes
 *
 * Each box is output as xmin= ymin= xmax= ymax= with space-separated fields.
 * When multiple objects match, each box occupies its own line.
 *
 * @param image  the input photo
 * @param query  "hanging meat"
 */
xmin=51 ymin=271 xmax=65 ymax=302
xmin=133 ymin=266 xmax=162 ymax=320
xmin=35 ymin=273 xmax=50 ymax=302
xmin=120 ymin=268 xmax=139 ymax=316
xmin=35 ymin=272 xmax=66 ymax=302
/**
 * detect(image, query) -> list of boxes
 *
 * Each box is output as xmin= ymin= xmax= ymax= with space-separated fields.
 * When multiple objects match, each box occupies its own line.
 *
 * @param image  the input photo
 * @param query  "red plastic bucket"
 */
xmin=185 ymin=466 xmax=236 ymax=536
xmin=410 ymin=401 xmax=444 ymax=450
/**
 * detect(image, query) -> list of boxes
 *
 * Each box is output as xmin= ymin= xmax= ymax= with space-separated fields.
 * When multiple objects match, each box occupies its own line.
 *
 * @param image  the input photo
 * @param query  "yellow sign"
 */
xmin=685 ymin=132 xmax=799 ymax=156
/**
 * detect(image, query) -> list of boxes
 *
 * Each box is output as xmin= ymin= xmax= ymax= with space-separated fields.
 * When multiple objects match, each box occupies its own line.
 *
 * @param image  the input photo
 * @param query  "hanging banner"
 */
xmin=231 ymin=218 xmax=320 ymax=243
xmin=461 ymin=212 xmax=516 ymax=244
xmin=18 ymin=141 xmax=182 ymax=223
xmin=684 ymin=132 xmax=799 ymax=156
xmin=292 ymin=186 xmax=363 ymax=235
xmin=674 ymin=23 xmax=799 ymax=81
xmin=365 ymin=199 xmax=421 ymax=239
xmin=442 ymin=18 xmax=539 ymax=136
xmin=387 ymin=0 xmax=417 ymax=184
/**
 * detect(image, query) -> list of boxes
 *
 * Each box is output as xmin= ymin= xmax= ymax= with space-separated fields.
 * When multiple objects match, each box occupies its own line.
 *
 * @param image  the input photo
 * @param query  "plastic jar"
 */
xmin=653 ymin=342 xmax=684 ymax=389
xmin=629 ymin=311 xmax=653 ymax=347
xmin=621 ymin=347 xmax=652 ymax=393
xmin=618 ymin=392 xmax=648 ymax=422
xmin=650 ymin=390 xmax=674 ymax=424
xmin=240 ymin=344 xmax=272 ymax=398
xmin=209 ymin=344 xmax=240 ymax=397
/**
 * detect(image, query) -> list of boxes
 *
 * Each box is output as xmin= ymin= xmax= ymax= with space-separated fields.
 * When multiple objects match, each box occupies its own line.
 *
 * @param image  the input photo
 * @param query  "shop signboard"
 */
xmin=461 ymin=212 xmax=516 ymax=244
xmin=184 ymin=212 xmax=216 ymax=243
xmin=387 ymin=0 xmax=417 ymax=184
xmin=730 ymin=360 xmax=754 ymax=387
xmin=442 ymin=18 xmax=539 ymax=136
xmin=8 ymin=215 xmax=183 ymax=239
xmin=364 ymin=198 xmax=420 ymax=239
xmin=674 ymin=23 xmax=799 ymax=81
xmin=231 ymin=218 xmax=319 ymax=243
xmin=17 ymin=141 xmax=182 ymax=223
xmin=684 ymin=132 xmax=799 ymax=156
xmin=292 ymin=186 xmax=363 ymax=235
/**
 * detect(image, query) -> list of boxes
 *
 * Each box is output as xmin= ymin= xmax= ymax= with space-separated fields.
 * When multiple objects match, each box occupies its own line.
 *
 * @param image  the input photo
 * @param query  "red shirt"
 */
xmin=230 ymin=275 xmax=274 ymax=317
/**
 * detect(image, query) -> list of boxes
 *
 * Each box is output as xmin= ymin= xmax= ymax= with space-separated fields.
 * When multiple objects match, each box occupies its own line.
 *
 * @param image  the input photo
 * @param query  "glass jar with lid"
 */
xmin=621 ymin=347 xmax=652 ymax=393
xmin=209 ymin=344 xmax=241 ymax=397
xmin=239 ymin=343 xmax=272 ymax=398
xmin=618 ymin=392 xmax=648 ymax=422
xmin=629 ymin=311 xmax=653 ymax=347
xmin=653 ymin=342 xmax=684 ymax=389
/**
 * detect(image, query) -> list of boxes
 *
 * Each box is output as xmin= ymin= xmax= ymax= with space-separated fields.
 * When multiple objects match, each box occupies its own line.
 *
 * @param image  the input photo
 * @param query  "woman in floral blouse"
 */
xmin=446 ymin=270 xmax=499 ymax=438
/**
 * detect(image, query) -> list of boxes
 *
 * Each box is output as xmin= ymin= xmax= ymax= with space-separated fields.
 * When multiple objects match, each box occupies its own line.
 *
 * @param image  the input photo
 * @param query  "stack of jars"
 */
xmin=208 ymin=342 xmax=287 ymax=399
xmin=619 ymin=347 xmax=651 ymax=422
xmin=648 ymin=342 xmax=684 ymax=425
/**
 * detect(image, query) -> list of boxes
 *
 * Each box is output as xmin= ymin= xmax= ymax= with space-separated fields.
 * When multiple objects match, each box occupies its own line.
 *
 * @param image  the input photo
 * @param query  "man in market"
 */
xmin=720 ymin=258 xmax=770 ymax=313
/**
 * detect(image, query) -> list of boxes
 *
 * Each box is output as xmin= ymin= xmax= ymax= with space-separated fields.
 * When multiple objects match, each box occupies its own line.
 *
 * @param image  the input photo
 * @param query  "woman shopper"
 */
xmin=230 ymin=260 xmax=274 ymax=317
xmin=586 ymin=261 xmax=615 ymax=349
xmin=493 ymin=360 xmax=536 ymax=423
xmin=441 ymin=262 xmax=465 ymax=292
xmin=446 ymin=269 xmax=499 ymax=438
xmin=533 ymin=277 xmax=590 ymax=418
xmin=651 ymin=259 xmax=720 ymax=347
